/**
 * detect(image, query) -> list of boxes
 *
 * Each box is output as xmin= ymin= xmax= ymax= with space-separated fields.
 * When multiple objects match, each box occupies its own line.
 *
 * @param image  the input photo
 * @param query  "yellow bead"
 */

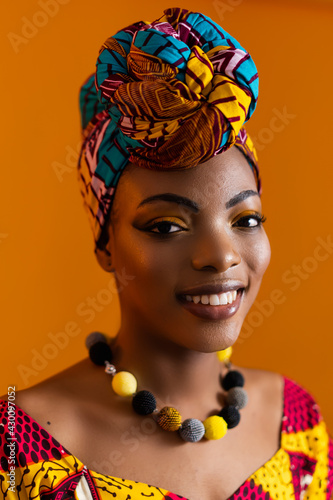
xmin=203 ymin=415 xmax=228 ymax=440
xmin=156 ymin=406 xmax=182 ymax=431
xmin=112 ymin=371 xmax=137 ymax=397
xmin=216 ymin=346 xmax=233 ymax=362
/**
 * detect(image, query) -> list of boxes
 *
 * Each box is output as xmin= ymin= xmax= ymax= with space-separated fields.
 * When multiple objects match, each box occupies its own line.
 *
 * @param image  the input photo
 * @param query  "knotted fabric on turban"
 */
xmin=77 ymin=7 xmax=261 ymax=246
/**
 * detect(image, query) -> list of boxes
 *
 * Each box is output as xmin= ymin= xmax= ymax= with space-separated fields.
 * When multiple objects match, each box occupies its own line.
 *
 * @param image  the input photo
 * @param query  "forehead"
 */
xmin=115 ymin=146 xmax=258 ymax=209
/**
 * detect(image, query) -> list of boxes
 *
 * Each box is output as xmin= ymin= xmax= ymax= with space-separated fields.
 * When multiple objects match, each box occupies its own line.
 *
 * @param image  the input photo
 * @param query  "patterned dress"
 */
xmin=0 ymin=377 xmax=332 ymax=499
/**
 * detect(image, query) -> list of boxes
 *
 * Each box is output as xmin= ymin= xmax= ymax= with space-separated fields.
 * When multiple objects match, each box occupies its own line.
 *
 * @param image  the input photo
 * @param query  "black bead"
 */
xmin=218 ymin=405 xmax=241 ymax=428
xmin=221 ymin=370 xmax=244 ymax=391
xmin=89 ymin=341 xmax=112 ymax=365
xmin=132 ymin=390 xmax=157 ymax=415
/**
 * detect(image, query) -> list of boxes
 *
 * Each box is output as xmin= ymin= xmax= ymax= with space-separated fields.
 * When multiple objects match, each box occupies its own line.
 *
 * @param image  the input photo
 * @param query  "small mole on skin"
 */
xmin=47 ymin=421 xmax=51 ymax=425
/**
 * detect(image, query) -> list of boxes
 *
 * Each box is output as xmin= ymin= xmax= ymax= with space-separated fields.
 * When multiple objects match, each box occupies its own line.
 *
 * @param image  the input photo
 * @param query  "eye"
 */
xmin=233 ymin=212 xmax=267 ymax=228
xmin=146 ymin=219 xmax=187 ymax=235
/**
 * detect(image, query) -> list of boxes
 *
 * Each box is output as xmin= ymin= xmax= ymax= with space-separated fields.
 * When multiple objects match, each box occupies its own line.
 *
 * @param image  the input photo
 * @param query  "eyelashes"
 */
xmin=145 ymin=219 xmax=187 ymax=235
xmin=143 ymin=212 xmax=267 ymax=236
xmin=233 ymin=213 xmax=267 ymax=228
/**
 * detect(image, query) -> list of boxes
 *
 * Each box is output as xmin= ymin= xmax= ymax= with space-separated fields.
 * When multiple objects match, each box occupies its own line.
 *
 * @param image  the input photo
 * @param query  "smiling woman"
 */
xmin=1 ymin=6 xmax=333 ymax=500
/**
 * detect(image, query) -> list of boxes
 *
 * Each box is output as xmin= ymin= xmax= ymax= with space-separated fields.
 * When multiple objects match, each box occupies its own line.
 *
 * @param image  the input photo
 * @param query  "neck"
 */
xmin=111 ymin=322 xmax=226 ymax=417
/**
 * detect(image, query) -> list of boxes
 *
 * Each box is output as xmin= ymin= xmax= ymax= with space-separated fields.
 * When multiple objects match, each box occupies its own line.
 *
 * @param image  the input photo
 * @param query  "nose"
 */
xmin=191 ymin=225 xmax=241 ymax=272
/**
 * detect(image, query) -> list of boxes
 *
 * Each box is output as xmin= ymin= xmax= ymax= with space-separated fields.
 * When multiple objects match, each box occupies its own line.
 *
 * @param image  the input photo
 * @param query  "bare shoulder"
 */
xmin=0 ymin=358 xmax=137 ymax=461
xmin=1 ymin=358 xmax=93 ymax=428
xmin=236 ymin=364 xmax=284 ymax=387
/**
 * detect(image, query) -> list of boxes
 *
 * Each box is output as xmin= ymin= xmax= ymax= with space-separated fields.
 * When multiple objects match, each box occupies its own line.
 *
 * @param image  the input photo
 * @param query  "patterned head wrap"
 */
xmin=77 ymin=7 xmax=261 ymax=247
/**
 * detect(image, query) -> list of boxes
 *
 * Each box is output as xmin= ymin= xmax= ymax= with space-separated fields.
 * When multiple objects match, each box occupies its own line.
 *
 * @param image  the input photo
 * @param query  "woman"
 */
xmin=1 ymin=7 xmax=332 ymax=500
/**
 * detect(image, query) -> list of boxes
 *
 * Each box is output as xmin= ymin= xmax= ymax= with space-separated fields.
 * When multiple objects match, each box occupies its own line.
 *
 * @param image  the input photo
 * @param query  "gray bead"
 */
xmin=179 ymin=418 xmax=205 ymax=442
xmin=226 ymin=387 xmax=248 ymax=409
xmin=85 ymin=331 xmax=107 ymax=349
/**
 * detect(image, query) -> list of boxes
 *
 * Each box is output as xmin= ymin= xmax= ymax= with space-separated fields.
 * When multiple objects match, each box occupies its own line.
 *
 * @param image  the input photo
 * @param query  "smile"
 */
xmin=178 ymin=288 xmax=244 ymax=321
xmin=185 ymin=290 xmax=237 ymax=306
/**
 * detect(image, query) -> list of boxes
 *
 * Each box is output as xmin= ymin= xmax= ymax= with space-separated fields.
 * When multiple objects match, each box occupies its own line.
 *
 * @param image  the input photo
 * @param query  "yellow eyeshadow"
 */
xmin=232 ymin=210 xmax=261 ymax=223
xmin=151 ymin=216 xmax=184 ymax=225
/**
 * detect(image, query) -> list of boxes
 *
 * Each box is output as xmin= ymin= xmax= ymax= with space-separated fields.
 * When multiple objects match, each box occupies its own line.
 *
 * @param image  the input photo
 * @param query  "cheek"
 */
xmin=242 ymin=230 xmax=271 ymax=278
xmin=112 ymin=230 xmax=179 ymax=295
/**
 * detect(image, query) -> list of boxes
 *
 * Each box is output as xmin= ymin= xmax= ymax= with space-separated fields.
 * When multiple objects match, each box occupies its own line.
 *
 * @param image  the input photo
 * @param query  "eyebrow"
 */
xmin=137 ymin=189 xmax=260 ymax=212
xmin=225 ymin=189 xmax=260 ymax=209
xmin=137 ymin=193 xmax=199 ymax=213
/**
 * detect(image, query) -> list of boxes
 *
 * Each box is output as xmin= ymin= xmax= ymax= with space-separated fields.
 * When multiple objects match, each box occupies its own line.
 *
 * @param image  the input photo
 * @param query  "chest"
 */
xmin=62 ymin=403 xmax=282 ymax=500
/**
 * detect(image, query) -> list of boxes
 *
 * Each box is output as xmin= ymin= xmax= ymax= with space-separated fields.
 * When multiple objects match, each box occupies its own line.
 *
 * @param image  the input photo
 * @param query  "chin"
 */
xmin=175 ymin=321 xmax=243 ymax=354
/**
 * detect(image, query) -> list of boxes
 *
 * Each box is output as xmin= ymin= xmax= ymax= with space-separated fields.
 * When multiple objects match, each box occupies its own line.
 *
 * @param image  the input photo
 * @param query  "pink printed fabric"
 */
xmin=0 ymin=377 xmax=332 ymax=499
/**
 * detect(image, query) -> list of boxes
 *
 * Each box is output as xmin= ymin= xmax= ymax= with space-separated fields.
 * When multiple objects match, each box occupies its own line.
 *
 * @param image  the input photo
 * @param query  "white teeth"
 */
xmin=219 ymin=293 xmax=228 ymax=305
xmin=209 ymin=294 xmax=220 ymax=306
xmin=185 ymin=290 xmax=239 ymax=306
xmin=201 ymin=295 xmax=209 ymax=305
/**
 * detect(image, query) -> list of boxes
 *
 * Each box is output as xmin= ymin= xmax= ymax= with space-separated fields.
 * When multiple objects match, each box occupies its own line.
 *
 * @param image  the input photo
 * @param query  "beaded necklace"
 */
xmin=86 ymin=331 xmax=248 ymax=443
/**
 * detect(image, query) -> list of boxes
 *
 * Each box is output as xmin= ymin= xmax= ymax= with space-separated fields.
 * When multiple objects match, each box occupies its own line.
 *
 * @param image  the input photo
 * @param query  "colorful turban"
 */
xmin=77 ymin=7 xmax=261 ymax=246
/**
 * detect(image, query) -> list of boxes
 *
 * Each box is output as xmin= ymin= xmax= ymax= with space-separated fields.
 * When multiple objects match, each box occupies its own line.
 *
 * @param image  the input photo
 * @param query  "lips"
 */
xmin=178 ymin=280 xmax=245 ymax=297
xmin=177 ymin=287 xmax=245 ymax=320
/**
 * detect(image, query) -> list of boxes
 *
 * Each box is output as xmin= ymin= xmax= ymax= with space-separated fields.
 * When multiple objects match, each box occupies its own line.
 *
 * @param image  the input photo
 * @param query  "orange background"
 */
xmin=1 ymin=0 xmax=333 ymax=431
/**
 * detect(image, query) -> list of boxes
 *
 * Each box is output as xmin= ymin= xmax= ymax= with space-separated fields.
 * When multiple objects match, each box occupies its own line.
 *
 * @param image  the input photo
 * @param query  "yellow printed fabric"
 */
xmin=1 ymin=377 xmax=332 ymax=499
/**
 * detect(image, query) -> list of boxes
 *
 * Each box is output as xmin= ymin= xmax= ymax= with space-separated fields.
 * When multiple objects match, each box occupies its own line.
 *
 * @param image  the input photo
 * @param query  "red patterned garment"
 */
xmin=0 ymin=377 xmax=332 ymax=499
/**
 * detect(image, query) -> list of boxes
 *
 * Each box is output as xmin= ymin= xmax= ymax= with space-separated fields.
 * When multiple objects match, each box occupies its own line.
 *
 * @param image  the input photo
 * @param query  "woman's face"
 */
xmin=102 ymin=146 xmax=271 ymax=352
